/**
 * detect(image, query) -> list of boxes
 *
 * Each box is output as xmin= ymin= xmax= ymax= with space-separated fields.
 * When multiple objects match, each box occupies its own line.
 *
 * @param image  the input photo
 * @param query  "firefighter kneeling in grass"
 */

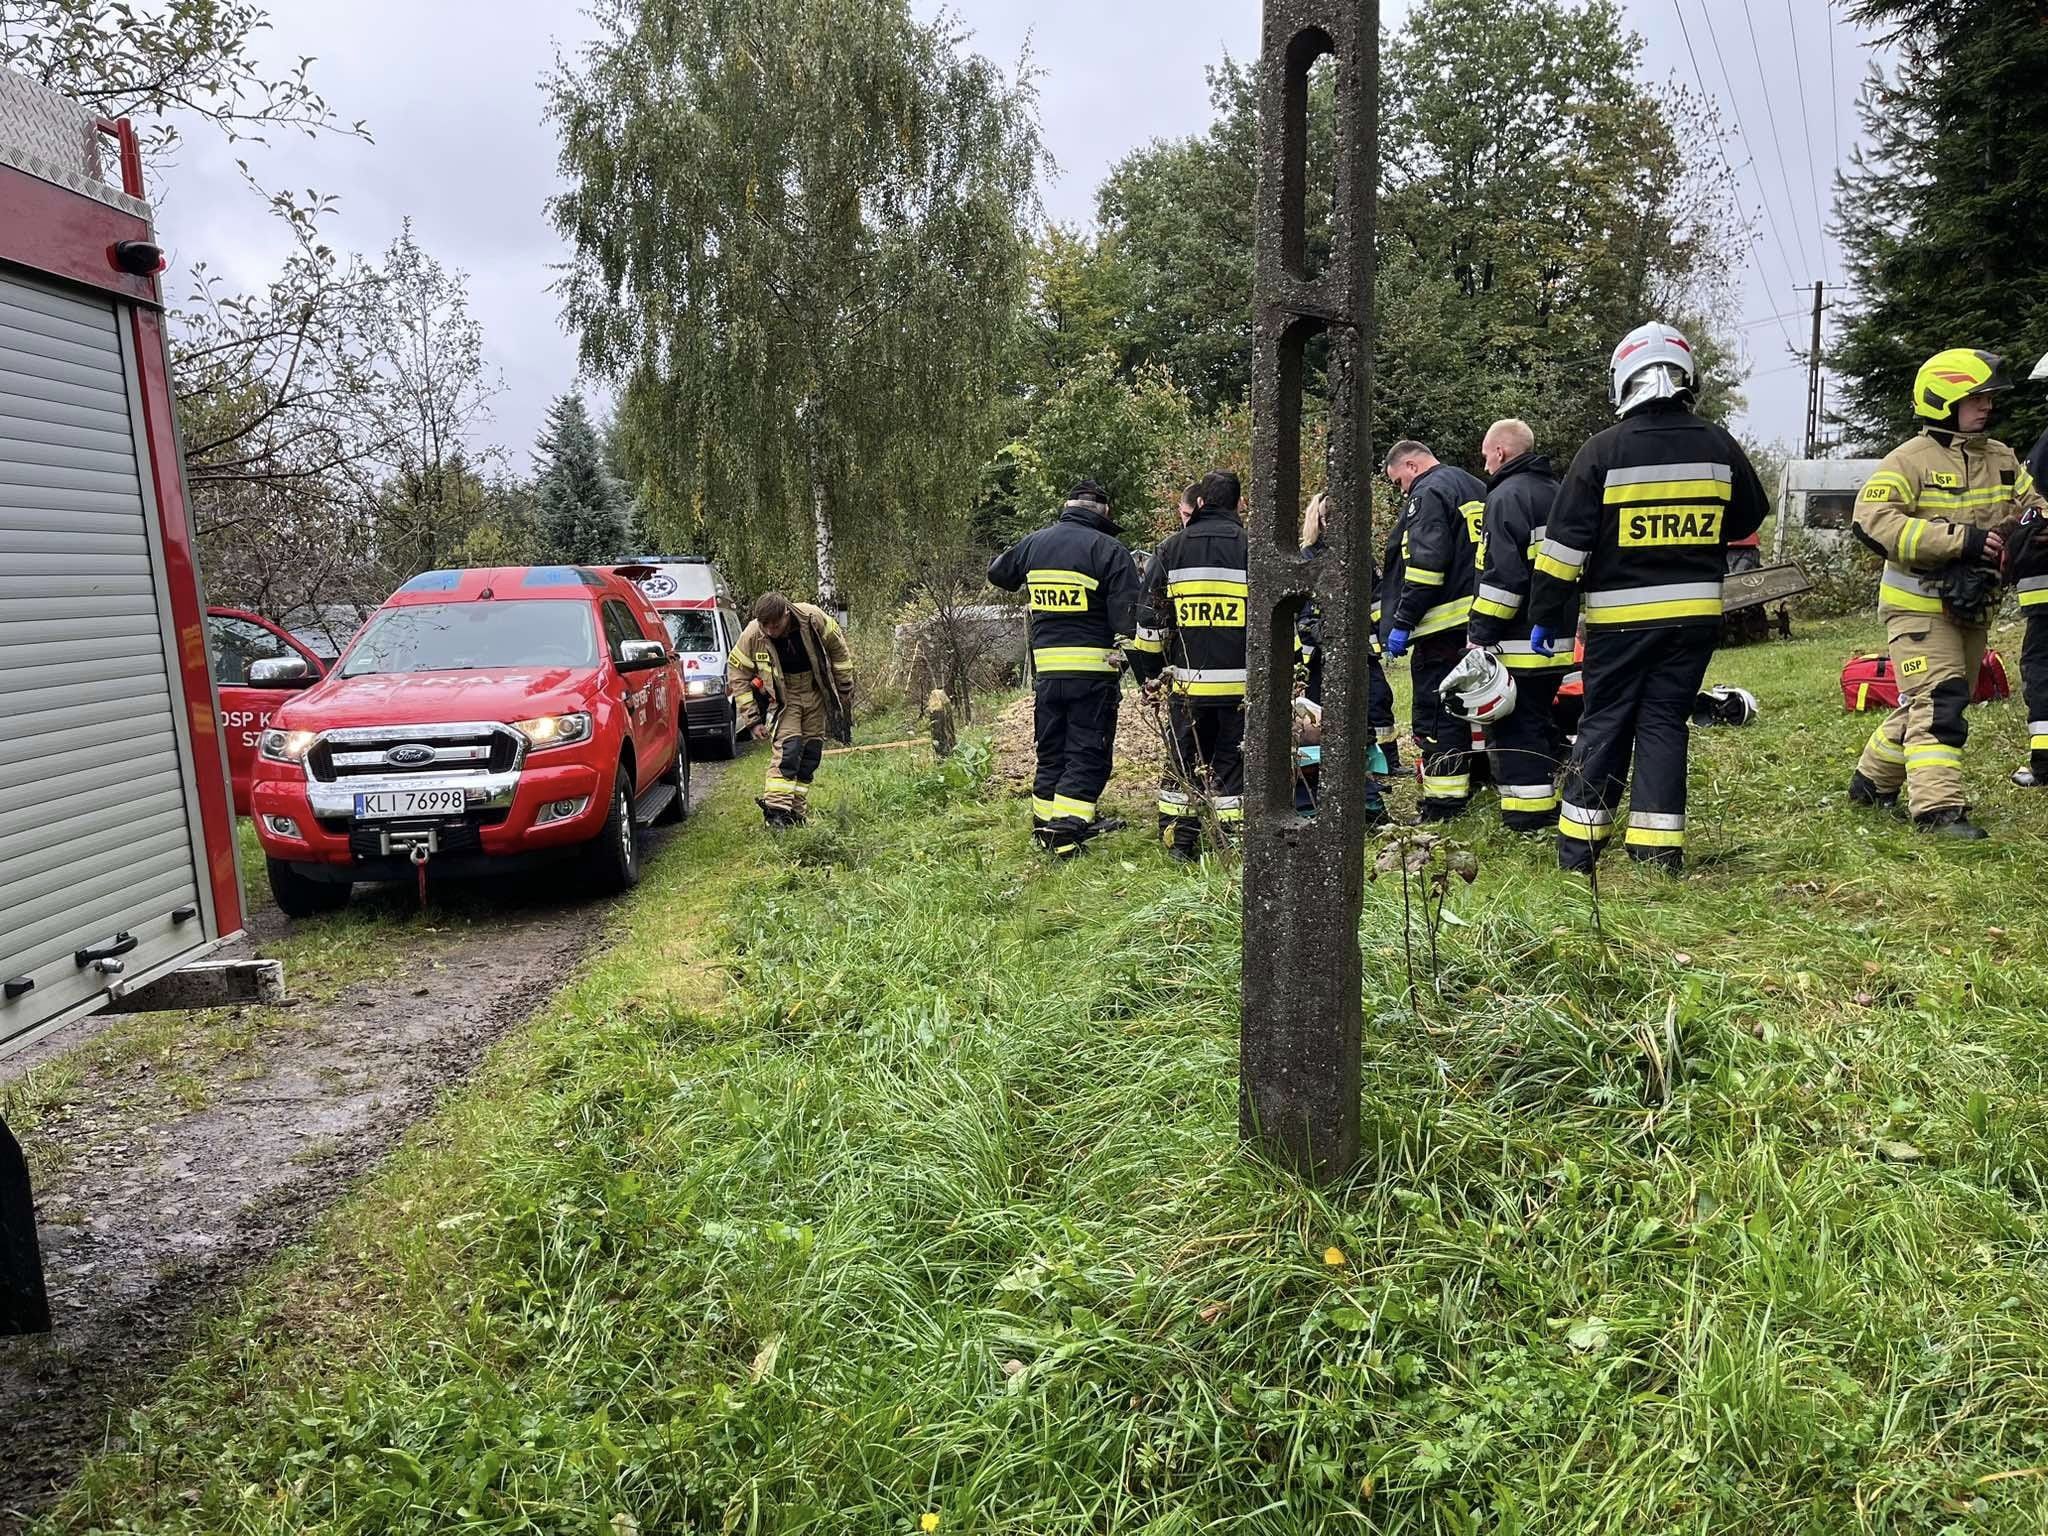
xmin=1527 ymin=321 xmax=1769 ymax=874
xmin=1846 ymin=349 xmax=2037 ymax=838
xmin=1132 ymin=469 xmax=1251 ymax=861
xmin=728 ymin=591 xmax=856 ymax=828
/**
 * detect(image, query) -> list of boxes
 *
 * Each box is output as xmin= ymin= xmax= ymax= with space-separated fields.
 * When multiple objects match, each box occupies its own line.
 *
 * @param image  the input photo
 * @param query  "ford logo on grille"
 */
xmin=386 ymin=744 xmax=436 ymax=766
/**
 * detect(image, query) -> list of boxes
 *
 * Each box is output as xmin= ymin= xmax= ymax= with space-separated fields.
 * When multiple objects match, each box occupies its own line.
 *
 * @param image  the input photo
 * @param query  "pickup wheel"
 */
xmin=266 ymin=857 xmax=351 ymax=919
xmin=580 ymin=770 xmax=641 ymax=894
xmin=654 ymin=732 xmax=689 ymax=824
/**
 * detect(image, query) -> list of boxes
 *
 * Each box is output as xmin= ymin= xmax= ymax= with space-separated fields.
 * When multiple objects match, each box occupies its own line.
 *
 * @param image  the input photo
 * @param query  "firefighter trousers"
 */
xmin=1489 ymin=669 xmax=1568 ymax=832
xmin=1369 ymin=652 xmax=1398 ymax=766
xmin=1854 ymin=613 xmax=1984 ymax=817
xmin=764 ymin=673 xmax=828 ymax=819
xmin=1557 ymin=625 xmax=1715 ymax=873
xmin=1410 ymin=634 xmax=1471 ymax=819
xmin=1159 ymin=696 xmax=1245 ymax=853
xmin=1033 ymin=673 xmax=1120 ymax=853
xmin=2023 ymin=609 xmax=2048 ymax=779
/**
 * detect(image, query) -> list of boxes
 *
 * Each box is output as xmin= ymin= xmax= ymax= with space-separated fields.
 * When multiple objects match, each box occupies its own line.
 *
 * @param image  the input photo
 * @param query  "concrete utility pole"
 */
xmin=1241 ymin=0 xmax=1377 ymax=1181
xmin=1803 ymin=280 xmax=1825 ymax=459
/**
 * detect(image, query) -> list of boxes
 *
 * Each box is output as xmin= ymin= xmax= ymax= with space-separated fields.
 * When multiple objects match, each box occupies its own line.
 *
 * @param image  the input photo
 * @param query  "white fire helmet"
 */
xmin=1439 ymin=646 xmax=1518 ymax=724
xmin=1611 ymin=321 xmax=1698 ymax=416
xmin=2031 ymin=349 xmax=2048 ymax=382
xmin=1692 ymin=684 xmax=1758 ymax=726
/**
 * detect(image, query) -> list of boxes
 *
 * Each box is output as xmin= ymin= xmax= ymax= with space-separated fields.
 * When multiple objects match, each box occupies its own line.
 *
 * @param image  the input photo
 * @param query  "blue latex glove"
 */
xmin=1528 ymin=624 xmax=1555 ymax=657
xmin=1384 ymin=628 xmax=1411 ymax=659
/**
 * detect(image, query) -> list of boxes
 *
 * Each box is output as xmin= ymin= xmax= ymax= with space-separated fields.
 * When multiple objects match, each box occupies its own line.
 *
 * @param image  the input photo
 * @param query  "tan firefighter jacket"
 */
xmin=728 ymin=602 xmax=856 ymax=741
xmin=1854 ymin=429 xmax=2033 ymax=621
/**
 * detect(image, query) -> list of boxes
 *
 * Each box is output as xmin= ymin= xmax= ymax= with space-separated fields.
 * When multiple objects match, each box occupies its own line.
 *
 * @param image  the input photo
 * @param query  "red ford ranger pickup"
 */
xmin=245 ymin=566 xmax=690 ymax=918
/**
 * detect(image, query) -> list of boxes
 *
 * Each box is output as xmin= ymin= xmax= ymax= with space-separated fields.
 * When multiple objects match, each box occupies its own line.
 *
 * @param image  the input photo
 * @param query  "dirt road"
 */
xmin=0 ymin=767 xmax=721 ymax=1528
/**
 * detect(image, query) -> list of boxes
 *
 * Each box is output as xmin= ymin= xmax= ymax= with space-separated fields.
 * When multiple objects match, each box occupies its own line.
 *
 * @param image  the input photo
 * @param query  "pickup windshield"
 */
xmin=660 ymin=610 xmax=719 ymax=653
xmin=340 ymin=602 xmax=598 ymax=677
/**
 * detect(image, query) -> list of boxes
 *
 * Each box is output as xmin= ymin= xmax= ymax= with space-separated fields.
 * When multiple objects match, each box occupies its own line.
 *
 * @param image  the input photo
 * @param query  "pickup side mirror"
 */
xmin=616 ymin=638 xmax=668 ymax=673
xmin=248 ymin=655 xmax=315 ymax=689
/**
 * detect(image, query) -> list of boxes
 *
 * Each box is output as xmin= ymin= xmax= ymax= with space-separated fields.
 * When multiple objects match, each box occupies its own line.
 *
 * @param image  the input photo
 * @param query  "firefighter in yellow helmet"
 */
xmin=1847 ymin=348 xmax=2038 ymax=838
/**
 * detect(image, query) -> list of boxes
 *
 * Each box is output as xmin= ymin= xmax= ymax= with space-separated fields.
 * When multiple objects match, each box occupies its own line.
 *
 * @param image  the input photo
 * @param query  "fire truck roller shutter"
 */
xmin=0 ymin=269 xmax=212 ymax=1056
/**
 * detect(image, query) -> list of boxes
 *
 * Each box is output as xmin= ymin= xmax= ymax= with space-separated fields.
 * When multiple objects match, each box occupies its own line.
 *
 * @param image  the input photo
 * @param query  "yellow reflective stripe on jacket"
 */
xmin=1897 ymin=517 xmax=1933 ymax=563
xmin=1169 ymin=666 xmax=1247 ymax=697
xmin=1581 ymin=581 xmax=1723 ymax=625
xmin=1406 ymin=565 xmax=1447 ymax=587
xmin=1878 ymin=567 xmax=1944 ymax=614
xmin=1916 ymin=486 xmax=2010 ymax=510
xmin=1410 ymin=596 xmax=1474 ymax=638
xmin=2014 ymin=575 xmax=2048 ymax=606
xmin=1602 ymin=462 xmax=1733 ymax=503
xmin=1026 ymin=567 xmax=1099 ymax=589
xmin=1034 ymin=645 xmax=1120 ymax=673
xmin=1861 ymin=469 xmax=1914 ymax=503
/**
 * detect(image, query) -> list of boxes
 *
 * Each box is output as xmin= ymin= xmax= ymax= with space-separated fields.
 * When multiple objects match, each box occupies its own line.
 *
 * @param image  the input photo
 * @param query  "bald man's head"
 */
xmin=1482 ymin=418 xmax=1535 ymax=475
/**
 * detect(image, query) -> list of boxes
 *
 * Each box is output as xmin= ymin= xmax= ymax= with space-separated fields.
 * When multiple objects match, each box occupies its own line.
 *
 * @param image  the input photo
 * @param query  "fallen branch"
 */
xmin=823 ymin=738 xmax=929 ymax=757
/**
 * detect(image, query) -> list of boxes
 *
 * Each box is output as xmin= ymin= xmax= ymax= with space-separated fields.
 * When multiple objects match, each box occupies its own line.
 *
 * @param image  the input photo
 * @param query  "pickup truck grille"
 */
xmin=307 ymin=724 xmax=522 ymax=783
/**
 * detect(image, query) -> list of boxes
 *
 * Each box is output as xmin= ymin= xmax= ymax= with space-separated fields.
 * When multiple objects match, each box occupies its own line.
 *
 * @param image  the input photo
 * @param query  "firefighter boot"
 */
xmin=756 ymin=797 xmax=794 ymax=828
xmin=1914 ymin=806 xmax=1988 ymax=841
xmin=1846 ymin=770 xmax=1901 ymax=812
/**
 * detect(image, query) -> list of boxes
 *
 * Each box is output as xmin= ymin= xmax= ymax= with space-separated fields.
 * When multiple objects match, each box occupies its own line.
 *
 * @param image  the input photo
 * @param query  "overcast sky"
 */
xmin=151 ymin=0 xmax=1878 ymax=469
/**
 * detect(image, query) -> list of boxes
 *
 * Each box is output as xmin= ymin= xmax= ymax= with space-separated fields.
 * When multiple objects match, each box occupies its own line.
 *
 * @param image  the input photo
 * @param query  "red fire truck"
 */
xmin=1 ymin=67 xmax=245 ymax=1331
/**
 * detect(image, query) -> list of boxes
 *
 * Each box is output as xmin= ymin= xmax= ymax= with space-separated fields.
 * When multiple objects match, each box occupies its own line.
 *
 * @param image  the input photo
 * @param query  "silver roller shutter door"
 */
xmin=0 ymin=268 xmax=211 ymax=1054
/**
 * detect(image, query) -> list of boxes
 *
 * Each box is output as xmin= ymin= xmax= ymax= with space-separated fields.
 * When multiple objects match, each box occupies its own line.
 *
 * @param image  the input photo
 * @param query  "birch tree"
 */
xmin=547 ymin=0 xmax=1044 ymax=611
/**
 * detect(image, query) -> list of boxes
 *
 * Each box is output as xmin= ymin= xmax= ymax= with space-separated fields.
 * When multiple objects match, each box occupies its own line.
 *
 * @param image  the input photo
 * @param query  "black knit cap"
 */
xmin=1069 ymin=479 xmax=1109 ymax=506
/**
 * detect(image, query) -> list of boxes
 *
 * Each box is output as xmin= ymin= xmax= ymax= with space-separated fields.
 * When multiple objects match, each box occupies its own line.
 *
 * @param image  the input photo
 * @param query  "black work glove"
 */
xmin=1962 ymin=525 xmax=2006 ymax=569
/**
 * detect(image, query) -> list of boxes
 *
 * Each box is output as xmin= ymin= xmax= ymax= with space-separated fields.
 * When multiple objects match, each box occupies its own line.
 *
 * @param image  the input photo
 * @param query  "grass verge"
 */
xmin=30 ymin=616 xmax=2048 ymax=1534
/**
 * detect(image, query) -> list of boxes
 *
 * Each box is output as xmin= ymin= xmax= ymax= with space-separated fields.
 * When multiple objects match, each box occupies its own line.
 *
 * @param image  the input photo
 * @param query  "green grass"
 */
xmin=31 ymin=615 xmax=2048 ymax=1534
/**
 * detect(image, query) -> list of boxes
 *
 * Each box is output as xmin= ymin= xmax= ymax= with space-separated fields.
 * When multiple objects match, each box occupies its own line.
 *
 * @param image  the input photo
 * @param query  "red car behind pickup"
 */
xmin=246 ymin=566 xmax=689 ymax=917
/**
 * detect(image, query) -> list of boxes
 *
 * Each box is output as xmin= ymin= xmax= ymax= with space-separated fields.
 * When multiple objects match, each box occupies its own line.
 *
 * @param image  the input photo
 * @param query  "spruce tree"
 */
xmin=1833 ymin=0 xmax=2048 ymax=452
xmin=534 ymin=393 xmax=631 ymax=565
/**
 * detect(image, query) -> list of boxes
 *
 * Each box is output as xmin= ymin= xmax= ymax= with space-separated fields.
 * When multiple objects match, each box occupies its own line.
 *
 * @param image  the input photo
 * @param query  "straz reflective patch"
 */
xmin=1618 ymin=506 xmax=1724 ymax=546
xmin=1028 ymin=581 xmax=1090 ymax=612
xmin=1174 ymin=593 xmax=1246 ymax=627
xmin=1900 ymin=655 xmax=1929 ymax=678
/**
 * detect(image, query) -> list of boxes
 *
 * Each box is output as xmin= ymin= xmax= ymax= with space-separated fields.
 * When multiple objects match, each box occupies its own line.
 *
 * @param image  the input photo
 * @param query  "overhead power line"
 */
xmin=1783 ymin=0 xmax=1831 ymax=284
xmin=1730 ymin=0 xmax=1817 ymax=279
xmin=1670 ymin=0 xmax=1803 ymax=362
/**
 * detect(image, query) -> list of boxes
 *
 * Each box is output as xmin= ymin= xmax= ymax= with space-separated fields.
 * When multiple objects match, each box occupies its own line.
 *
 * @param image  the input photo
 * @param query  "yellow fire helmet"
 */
xmin=1913 ymin=348 xmax=2012 ymax=422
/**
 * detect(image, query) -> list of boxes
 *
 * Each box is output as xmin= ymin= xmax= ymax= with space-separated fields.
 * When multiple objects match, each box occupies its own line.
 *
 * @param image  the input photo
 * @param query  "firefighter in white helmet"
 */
xmin=1526 ymin=322 xmax=1769 ymax=873
xmin=1846 ymin=348 xmax=2038 ymax=837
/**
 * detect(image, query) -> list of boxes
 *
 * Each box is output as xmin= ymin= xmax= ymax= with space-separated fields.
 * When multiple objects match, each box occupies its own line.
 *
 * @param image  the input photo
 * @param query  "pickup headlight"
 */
xmin=684 ymin=677 xmax=721 ymax=698
xmin=512 ymin=712 xmax=592 ymax=751
xmin=258 ymin=728 xmax=318 ymax=763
